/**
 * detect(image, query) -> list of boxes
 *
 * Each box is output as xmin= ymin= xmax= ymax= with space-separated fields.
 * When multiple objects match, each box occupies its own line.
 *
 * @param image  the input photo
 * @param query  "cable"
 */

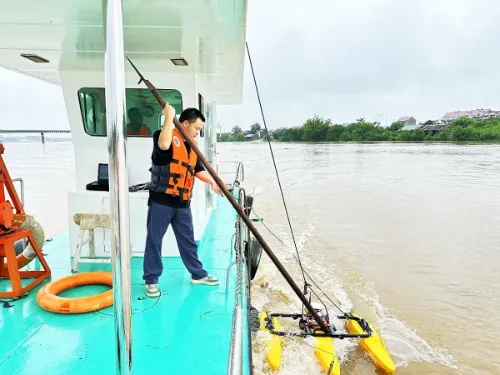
xmin=245 ymin=42 xmax=309 ymax=293
xmin=251 ymin=207 xmax=346 ymax=315
xmin=246 ymin=41 xmax=350 ymax=321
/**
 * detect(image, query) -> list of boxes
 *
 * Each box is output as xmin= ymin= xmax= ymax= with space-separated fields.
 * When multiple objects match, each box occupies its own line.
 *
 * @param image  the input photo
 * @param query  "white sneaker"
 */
xmin=191 ymin=275 xmax=219 ymax=286
xmin=145 ymin=284 xmax=160 ymax=297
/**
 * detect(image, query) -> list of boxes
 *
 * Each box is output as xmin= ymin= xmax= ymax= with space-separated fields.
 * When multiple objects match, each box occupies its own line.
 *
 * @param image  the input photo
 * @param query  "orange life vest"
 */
xmin=149 ymin=128 xmax=198 ymax=201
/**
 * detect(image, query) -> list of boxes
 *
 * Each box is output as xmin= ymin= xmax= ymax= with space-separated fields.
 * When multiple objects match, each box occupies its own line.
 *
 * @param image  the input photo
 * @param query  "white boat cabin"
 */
xmin=0 ymin=0 xmax=248 ymax=258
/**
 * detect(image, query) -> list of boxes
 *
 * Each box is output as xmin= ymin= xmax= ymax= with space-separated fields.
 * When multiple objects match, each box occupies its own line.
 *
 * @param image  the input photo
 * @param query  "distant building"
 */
xmin=397 ymin=116 xmax=420 ymax=130
xmin=401 ymin=124 xmax=420 ymax=131
xmin=397 ymin=116 xmax=417 ymax=125
xmin=441 ymin=108 xmax=500 ymax=122
xmin=422 ymin=124 xmax=447 ymax=134
xmin=244 ymin=133 xmax=258 ymax=141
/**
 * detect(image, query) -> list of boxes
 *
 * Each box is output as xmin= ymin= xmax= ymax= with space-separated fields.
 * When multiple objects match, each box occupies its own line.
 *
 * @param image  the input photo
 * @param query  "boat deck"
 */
xmin=0 ymin=197 xmax=250 ymax=375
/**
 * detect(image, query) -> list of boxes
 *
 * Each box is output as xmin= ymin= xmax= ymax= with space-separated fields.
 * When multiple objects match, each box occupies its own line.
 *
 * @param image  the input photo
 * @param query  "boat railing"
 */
xmin=12 ymin=178 xmax=24 ymax=207
xmin=217 ymin=161 xmax=244 ymax=190
xmin=228 ymin=305 xmax=243 ymax=375
xmin=12 ymin=177 xmax=26 ymax=247
xmin=227 ymin=188 xmax=248 ymax=375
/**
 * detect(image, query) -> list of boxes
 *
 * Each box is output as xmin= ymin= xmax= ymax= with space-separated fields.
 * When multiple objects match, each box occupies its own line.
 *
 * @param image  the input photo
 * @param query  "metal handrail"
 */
xmin=235 ymin=162 xmax=244 ymax=184
xmin=12 ymin=178 xmax=24 ymax=207
xmin=227 ymin=188 xmax=247 ymax=375
xmin=228 ymin=306 xmax=243 ymax=375
xmin=218 ymin=161 xmax=244 ymax=188
xmin=12 ymin=177 xmax=26 ymax=247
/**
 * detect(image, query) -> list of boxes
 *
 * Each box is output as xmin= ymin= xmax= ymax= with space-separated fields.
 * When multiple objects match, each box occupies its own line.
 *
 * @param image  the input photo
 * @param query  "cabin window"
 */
xmin=78 ymin=91 xmax=97 ymax=134
xmin=77 ymin=88 xmax=183 ymax=137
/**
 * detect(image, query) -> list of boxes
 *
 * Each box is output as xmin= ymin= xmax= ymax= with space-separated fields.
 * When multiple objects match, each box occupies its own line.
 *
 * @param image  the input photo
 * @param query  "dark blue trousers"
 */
xmin=142 ymin=201 xmax=208 ymax=284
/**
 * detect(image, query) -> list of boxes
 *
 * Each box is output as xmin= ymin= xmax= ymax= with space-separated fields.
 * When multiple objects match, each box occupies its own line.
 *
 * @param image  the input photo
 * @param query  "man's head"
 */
xmin=179 ymin=108 xmax=205 ymax=139
xmin=128 ymin=107 xmax=143 ymax=125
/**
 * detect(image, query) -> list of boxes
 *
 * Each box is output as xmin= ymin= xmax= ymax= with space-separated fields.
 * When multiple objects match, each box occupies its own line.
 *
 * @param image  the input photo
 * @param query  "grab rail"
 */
xmin=228 ymin=306 xmax=243 ymax=375
xmin=12 ymin=177 xmax=26 ymax=247
xmin=218 ymin=161 xmax=244 ymax=189
xmin=226 ymin=187 xmax=247 ymax=375
xmin=12 ymin=178 xmax=24 ymax=207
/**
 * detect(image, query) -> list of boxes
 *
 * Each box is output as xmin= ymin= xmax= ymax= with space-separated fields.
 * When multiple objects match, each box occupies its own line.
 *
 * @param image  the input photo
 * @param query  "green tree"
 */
xmin=389 ymin=121 xmax=404 ymax=131
xmin=352 ymin=122 xmax=376 ymax=141
xmin=450 ymin=126 xmax=478 ymax=141
xmin=232 ymin=132 xmax=245 ymax=141
xmin=250 ymin=123 xmax=261 ymax=134
xmin=278 ymin=127 xmax=303 ymax=142
xmin=302 ymin=115 xmax=331 ymax=142
xmin=451 ymin=116 xmax=475 ymax=128
xmin=217 ymin=133 xmax=231 ymax=142
xmin=232 ymin=126 xmax=243 ymax=135
xmin=325 ymin=125 xmax=345 ymax=141
xmin=260 ymin=114 xmax=500 ymax=143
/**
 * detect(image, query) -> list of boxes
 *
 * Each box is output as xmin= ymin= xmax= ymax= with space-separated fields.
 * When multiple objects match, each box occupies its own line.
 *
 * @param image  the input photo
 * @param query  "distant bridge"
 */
xmin=0 ymin=129 xmax=71 ymax=143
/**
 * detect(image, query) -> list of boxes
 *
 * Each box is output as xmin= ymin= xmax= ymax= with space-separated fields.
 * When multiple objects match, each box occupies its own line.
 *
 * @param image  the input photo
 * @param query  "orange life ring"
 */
xmin=36 ymin=271 xmax=113 ymax=314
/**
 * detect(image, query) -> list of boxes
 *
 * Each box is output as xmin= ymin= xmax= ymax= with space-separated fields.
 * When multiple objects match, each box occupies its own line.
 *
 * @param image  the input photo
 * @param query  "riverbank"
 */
xmin=219 ymin=115 xmax=500 ymax=143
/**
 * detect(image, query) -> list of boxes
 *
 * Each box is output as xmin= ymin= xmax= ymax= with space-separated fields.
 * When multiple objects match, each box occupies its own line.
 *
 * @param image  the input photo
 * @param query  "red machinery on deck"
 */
xmin=0 ymin=144 xmax=51 ymax=298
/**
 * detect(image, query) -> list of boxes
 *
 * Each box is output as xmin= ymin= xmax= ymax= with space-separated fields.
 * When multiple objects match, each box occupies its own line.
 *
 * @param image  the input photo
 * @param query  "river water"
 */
xmin=5 ymin=140 xmax=499 ymax=375
xmin=216 ymin=142 xmax=500 ymax=375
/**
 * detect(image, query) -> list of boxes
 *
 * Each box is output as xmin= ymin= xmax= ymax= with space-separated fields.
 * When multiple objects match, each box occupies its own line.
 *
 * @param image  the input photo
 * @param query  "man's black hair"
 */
xmin=128 ymin=107 xmax=141 ymax=116
xmin=179 ymin=108 xmax=205 ymax=123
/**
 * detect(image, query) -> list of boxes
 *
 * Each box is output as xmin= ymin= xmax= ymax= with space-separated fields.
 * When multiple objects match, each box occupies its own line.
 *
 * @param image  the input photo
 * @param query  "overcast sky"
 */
xmin=2 ymin=0 xmax=499 ymax=130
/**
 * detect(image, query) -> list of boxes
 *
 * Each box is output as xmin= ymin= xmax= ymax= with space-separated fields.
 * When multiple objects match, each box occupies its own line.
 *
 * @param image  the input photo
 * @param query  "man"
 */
xmin=143 ymin=103 xmax=222 ymax=297
xmin=127 ymin=107 xmax=151 ymax=136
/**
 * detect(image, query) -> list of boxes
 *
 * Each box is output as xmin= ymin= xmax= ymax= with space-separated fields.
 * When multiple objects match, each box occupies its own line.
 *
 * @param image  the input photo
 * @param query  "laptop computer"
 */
xmin=86 ymin=163 xmax=109 ymax=191
xmin=97 ymin=163 xmax=108 ymax=185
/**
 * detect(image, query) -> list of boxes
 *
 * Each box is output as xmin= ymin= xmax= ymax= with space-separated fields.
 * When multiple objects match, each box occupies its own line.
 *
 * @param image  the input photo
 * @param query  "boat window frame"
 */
xmin=77 ymin=87 xmax=183 ymax=137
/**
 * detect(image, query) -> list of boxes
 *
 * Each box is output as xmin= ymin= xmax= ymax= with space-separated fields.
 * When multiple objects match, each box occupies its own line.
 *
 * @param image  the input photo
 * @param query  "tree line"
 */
xmin=217 ymin=123 xmax=265 ymax=142
xmin=218 ymin=116 xmax=500 ymax=142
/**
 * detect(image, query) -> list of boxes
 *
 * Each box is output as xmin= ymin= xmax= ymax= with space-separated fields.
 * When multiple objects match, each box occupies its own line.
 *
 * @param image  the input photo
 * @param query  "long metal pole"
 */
xmin=126 ymin=67 xmax=330 ymax=333
xmin=104 ymin=0 xmax=133 ymax=373
xmin=173 ymin=119 xmax=330 ymax=333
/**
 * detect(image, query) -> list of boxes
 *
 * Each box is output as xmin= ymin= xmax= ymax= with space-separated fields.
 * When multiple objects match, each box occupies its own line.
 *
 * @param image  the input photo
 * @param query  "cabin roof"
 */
xmin=0 ymin=0 xmax=247 ymax=104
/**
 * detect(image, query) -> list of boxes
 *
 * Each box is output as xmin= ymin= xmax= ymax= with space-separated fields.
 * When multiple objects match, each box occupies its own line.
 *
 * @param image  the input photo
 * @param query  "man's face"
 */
xmin=184 ymin=118 xmax=204 ymax=139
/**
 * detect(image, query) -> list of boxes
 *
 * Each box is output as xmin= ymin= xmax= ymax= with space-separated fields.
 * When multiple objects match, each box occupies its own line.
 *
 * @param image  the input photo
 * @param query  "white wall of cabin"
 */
xmin=61 ymin=70 xmax=218 ymax=260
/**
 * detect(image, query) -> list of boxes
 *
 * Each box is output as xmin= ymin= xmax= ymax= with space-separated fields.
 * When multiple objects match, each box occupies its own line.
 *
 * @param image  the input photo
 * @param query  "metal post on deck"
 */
xmin=40 ymin=131 xmax=44 ymax=144
xmin=103 ymin=0 xmax=133 ymax=374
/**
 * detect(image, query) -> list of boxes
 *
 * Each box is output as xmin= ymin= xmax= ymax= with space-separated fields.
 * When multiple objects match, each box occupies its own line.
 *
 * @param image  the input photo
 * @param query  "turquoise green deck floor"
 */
xmin=0 ymin=197 xmax=251 ymax=375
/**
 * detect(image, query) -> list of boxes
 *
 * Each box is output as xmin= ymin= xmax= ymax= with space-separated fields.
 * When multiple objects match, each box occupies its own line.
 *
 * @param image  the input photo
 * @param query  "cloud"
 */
xmin=219 ymin=0 xmax=500 ymax=128
xmin=1 ymin=0 xmax=500 ymax=130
